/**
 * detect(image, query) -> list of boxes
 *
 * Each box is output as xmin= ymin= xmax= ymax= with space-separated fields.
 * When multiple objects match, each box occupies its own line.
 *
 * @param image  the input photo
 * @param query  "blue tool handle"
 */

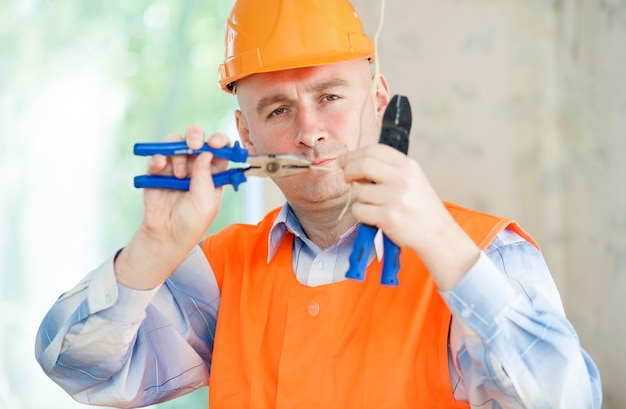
xmin=212 ymin=169 xmax=247 ymax=190
xmin=133 ymin=140 xmax=249 ymax=163
xmin=133 ymin=169 xmax=248 ymax=191
xmin=134 ymin=175 xmax=191 ymax=191
xmin=380 ymin=235 xmax=401 ymax=286
xmin=346 ymin=224 xmax=378 ymax=281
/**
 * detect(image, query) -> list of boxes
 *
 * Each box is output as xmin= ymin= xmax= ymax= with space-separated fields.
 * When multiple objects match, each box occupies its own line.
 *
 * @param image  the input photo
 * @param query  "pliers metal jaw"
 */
xmin=133 ymin=141 xmax=311 ymax=191
xmin=345 ymin=94 xmax=412 ymax=286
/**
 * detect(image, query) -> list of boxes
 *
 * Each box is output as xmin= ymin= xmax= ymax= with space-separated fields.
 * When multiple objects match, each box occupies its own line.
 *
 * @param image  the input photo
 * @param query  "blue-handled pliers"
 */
xmin=133 ymin=141 xmax=311 ymax=191
xmin=345 ymin=95 xmax=412 ymax=286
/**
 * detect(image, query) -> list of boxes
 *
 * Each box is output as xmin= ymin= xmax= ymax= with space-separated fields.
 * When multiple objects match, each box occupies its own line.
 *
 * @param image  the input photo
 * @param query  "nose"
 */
xmin=294 ymin=106 xmax=327 ymax=147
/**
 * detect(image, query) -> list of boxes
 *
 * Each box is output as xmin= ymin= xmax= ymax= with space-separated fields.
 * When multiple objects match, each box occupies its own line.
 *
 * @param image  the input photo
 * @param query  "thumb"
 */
xmin=189 ymin=151 xmax=218 ymax=196
xmin=185 ymin=152 xmax=223 ymax=234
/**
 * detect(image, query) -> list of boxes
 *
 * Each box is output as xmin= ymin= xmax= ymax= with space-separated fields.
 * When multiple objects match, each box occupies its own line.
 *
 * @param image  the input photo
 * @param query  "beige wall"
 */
xmin=266 ymin=1 xmax=626 ymax=406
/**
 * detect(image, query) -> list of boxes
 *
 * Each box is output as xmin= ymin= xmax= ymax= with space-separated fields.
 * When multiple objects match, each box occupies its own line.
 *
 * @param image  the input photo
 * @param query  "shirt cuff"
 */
xmin=86 ymin=251 xmax=161 ymax=323
xmin=440 ymin=251 xmax=517 ymax=338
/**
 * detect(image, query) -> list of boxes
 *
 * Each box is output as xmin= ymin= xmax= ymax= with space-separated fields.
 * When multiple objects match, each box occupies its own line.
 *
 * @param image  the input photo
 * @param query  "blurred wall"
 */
xmin=268 ymin=1 xmax=626 ymax=407
xmin=362 ymin=1 xmax=626 ymax=407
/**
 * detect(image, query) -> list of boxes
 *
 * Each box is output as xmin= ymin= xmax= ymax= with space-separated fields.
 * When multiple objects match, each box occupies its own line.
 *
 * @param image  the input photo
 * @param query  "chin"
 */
xmin=278 ymin=173 xmax=350 ymax=204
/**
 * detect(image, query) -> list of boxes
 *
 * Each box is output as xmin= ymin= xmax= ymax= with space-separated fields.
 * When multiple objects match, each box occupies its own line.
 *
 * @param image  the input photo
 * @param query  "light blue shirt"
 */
xmin=35 ymin=204 xmax=602 ymax=408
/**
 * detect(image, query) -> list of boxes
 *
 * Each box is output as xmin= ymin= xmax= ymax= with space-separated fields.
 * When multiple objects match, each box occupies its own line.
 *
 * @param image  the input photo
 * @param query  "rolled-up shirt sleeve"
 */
xmin=34 ymin=245 xmax=219 ymax=408
xmin=440 ymin=229 xmax=602 ymax=409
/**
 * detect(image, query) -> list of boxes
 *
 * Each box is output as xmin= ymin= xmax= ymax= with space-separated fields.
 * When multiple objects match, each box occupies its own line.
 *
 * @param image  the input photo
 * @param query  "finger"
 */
xmin=206 ymin=132 xmax=231 ymax=149
xmin=344 ymin=156 xmax=396 ymax=185
xmin=203 ymin=133 xmax=232 ymax=174
xmin=345 ymin=146 xmax=414 ymax=185
xmin=350 ymin=200 xmax=381 ymax=227
xmin=147 ymin=154 xmax=169 ymax=175
xmin=351 ymin=182 xmax=410 ymax=229
xmin=346 ymin=144 xmax=409 ymax=169
xmin=164 ymin=133 xmax=188 ymax=178
xmin=352 ymin=182 xmax=388 ymax=206
xmin=184 ymin=125 xmax=205 ymax=150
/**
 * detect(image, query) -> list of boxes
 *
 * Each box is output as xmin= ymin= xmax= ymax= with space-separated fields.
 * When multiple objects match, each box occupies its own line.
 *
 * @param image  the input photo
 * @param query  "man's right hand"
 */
xmin=114 ymin=125 xmax=230 ymax=290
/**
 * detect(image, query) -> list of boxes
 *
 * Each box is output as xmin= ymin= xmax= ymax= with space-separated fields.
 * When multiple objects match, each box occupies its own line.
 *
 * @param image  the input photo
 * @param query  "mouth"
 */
xmin=310 ymin=157 xmax=338 ymax=169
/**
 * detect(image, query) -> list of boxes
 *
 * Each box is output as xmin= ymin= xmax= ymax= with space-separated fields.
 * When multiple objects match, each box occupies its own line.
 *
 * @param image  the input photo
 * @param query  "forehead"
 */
xmin=236 ymin=59 xmax=370 ymax=97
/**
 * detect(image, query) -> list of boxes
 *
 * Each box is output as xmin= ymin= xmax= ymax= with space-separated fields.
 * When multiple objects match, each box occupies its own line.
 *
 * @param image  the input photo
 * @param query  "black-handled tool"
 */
xmin=345 ymin=94 xmax=412 ymax=285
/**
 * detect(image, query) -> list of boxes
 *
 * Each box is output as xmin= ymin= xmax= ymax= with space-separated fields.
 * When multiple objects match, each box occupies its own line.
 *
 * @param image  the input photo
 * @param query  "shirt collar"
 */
xmin=266 ymin=203 xmax=384 ymax=263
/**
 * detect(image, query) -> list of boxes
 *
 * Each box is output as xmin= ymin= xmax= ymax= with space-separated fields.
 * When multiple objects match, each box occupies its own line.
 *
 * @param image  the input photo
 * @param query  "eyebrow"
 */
xmin=255 ymin=78 xmax=350 ymax=115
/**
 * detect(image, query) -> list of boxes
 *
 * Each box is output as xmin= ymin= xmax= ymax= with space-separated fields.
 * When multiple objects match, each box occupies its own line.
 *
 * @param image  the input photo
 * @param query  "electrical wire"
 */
xmin=337 ymin=0 xmax=387 ymax=221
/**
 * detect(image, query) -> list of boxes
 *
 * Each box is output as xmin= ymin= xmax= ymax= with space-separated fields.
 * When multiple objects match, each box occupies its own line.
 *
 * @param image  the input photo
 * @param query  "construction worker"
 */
xmin=35 ymin=0 xmax=601 ymax=408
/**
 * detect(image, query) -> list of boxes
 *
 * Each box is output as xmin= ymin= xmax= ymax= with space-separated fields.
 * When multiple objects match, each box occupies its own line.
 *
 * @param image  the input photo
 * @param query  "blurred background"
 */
xmin=1 ymin=0 xmax=624 ymax=408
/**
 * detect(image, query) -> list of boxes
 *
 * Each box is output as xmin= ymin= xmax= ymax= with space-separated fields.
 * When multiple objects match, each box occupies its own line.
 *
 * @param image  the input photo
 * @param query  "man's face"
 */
xmin=234 ymin=59 xmax=390 ymax=209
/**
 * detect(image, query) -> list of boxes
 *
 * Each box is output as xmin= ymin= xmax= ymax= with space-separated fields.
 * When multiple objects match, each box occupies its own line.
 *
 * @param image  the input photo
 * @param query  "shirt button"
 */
xmin=307 ymin=302 xmax=320 ymax=316
xmin=461 ymin=307 xmax=472 ymax=318
xmin=318 ymin=260 xmax=327 ymax=270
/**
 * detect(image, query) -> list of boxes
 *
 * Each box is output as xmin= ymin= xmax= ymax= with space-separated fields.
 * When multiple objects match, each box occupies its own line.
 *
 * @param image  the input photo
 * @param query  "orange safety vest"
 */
xmin=202 ymin=201 xmax=536 ymax=408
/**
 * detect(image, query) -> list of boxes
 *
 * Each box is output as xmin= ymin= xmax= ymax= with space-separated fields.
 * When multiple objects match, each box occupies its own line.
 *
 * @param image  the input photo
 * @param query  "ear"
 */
xmin=373 ymin=74 xmax=391 ymax=126
xmin=235 ymin=110 xmax=257 ymax=154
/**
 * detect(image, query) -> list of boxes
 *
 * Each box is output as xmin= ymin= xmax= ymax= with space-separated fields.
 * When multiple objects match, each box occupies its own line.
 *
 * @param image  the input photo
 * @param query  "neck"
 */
xmin=288 ymin=201 xmax=358 ymax=250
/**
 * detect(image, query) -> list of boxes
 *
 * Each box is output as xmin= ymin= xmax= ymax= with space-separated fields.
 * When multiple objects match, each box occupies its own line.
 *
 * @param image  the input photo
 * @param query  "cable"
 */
xmin=337 ymin=0 xmax=387 ymax=221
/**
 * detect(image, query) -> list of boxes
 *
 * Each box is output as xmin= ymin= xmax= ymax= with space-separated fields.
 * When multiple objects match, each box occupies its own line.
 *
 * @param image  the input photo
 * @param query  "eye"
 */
xmin=270 ymin=106 xmax=288 ymax=117
xmin=322 ymin=94 xmax=340 ymax=102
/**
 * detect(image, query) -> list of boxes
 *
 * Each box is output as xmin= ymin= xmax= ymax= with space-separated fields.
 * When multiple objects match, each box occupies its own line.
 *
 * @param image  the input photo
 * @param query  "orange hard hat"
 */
xmin=218 ymin=0 xmax=375 ymax=93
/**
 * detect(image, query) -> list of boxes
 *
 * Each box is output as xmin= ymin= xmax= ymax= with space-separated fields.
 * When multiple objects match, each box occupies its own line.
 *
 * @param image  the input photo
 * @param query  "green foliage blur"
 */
xmin=2 ymin=0 xmax=240 ymax=245
xmin=1 ymin=0 xmax=237 ymax=408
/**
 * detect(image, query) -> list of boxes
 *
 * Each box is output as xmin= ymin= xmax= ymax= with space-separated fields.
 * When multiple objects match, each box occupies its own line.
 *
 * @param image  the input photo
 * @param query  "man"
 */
xmin=36 ymin=0 xmax=601 ymax=408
